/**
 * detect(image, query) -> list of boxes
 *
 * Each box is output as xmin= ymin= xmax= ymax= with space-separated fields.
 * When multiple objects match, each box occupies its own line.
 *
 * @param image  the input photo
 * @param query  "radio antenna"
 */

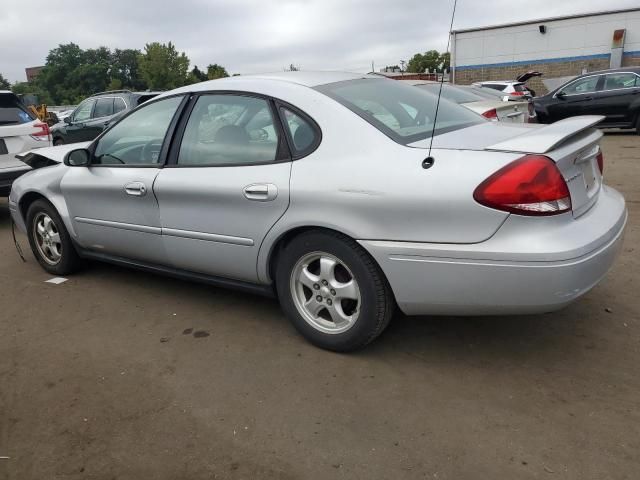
xmin=426 ymin=0 xmax=458 ymax=160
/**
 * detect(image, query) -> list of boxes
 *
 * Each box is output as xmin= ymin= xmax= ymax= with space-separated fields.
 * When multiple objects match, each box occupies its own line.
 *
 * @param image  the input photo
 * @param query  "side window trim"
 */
xmin=165 ymin=91 xmax=293 ymax=168
xmin=87 ymin=94 xmax=189 ymax=168
xmin=275 ymin=100 xmax=322 ymax=160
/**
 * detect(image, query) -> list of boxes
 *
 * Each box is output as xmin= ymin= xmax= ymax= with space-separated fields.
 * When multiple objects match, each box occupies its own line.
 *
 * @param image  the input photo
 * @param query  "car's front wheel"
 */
xmin=26 ymin=200 xmax=83 ymax=275
xmin=275 ymin=230 xmax=394 ymax=352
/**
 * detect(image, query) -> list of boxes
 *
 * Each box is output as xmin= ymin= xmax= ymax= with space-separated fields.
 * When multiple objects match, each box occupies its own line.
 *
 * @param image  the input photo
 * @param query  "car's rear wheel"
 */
xmin=275 ymin=230 xmax=394 ymax=352
xmin=26 ymin=200 xmax=83 ymax=275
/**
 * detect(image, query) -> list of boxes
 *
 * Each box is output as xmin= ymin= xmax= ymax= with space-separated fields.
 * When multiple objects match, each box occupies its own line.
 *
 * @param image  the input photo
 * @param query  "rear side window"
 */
xmin=0 ymin=93 xmax=36 ymax=125
xmin=603 ymin=73 xmax=638 ymax=90
xmin=178 ymin=94 xmax=280 ymax=166
xmin=280 ymin=107 xmax=319 ymax=155
xmin=93 ymin=98 xmax=114 ymax=118
xmin=316 ymin=78 xmax=482 ymax=145
xmin=483 ymin=84 xmax=506 ymax=91
xmin=114 ymin=97 xmax=127 ymax=114
xmin=512 ymin=84 xmax=527 ymax=92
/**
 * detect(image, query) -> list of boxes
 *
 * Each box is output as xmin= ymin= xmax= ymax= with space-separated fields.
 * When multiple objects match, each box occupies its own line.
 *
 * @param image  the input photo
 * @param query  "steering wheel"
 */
xmin=141 ymin=139 xmax=164 ymax=163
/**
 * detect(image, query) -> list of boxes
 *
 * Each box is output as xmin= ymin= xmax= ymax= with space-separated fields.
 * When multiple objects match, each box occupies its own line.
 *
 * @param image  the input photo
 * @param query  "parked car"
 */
xmin=411 ymin=81 xmax=532 ymax=122
xmin=9 ymin=72 xmax=626 ymax=351
xmin=0 ymin=91 xmax=51 ymax=196
xmin=534 ymin=67 xmax=640 ymax=132
xmin=473 ymin=71 xmax=543 ymax=97
xmin=51 ymin=90 xmax=160 ymax=145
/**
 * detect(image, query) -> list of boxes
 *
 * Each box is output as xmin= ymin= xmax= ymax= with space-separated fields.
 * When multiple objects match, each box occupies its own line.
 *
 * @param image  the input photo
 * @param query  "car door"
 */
xmin=588 ymin=72 xmax=640 ymax=126
xmin=60 ymin=95 xmax=186 ymax=264
xmin=83 ymin=96 xmax=115 ymax=139
xmin=65 ymin=98 xmax=96 ymax=143
xmin=154 ymin=93 xmax=306 ymax=283
xmin=547 ymin=75 xmax=602 ymax=121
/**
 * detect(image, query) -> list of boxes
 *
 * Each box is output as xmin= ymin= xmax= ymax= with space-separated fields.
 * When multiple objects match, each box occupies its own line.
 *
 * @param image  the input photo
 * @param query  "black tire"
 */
xmin=53 ymin=138 xmax=64 ymax=146
xmin=26 ymin=199 xmax=83 ymax=275
xmin=275 ymin=230 xmax=395 ymax=352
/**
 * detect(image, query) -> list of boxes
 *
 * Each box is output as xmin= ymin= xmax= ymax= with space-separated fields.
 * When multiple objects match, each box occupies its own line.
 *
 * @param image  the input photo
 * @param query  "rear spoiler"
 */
xmin=485 ymin=116 xmax=604 ymax=154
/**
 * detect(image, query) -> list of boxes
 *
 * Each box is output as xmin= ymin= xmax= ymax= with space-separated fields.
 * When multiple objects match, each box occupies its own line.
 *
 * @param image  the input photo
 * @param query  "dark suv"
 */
xmin=51 ymin=90 xmax=160 ymax=145
xmin=534 ymin=67 xmax=640 ymax=132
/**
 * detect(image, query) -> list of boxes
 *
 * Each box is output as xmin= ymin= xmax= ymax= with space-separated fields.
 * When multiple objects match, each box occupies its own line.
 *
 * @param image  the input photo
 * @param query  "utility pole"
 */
xmin=371 ymin=60 xmax=375 ymax=73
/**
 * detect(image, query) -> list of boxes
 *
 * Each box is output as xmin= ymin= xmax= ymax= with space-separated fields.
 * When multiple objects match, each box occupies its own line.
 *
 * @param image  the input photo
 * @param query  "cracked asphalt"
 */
xmin=0 ymin=133 xmax=639 ymax=479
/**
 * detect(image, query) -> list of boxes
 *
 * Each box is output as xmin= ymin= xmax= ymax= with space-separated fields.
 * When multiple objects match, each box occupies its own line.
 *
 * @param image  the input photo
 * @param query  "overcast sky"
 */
xmin=1 ymin=0 xmax=639 ymax=82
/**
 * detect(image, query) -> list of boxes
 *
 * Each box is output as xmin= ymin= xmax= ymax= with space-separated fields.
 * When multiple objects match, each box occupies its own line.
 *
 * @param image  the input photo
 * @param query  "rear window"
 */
xmin=136 ymin=94 xmax=159 ymax=106
xmin=417 ymin=84 xmax=487 ymax=104
xmin=316 ymin=79 xmax=482 ymax=145
xmin=0 ymin=93 xmax=36 ymax=125
xmin=513 ymin=83 xmax=527 ymax=92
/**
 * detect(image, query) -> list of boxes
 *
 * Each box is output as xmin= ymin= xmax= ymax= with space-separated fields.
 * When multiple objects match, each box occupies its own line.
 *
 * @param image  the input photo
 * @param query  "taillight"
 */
xmin=511 ymin=91 xmax=525 ymax=96
xmin=31 ymin=123 xmax=50 ymax=141
xmin=482 ymin=108 xmax=498 ymax=120
xmin=473 ymin=155 xmax=571 ymax=216
xmin=596 ymin=151 xmax=604 ymax=175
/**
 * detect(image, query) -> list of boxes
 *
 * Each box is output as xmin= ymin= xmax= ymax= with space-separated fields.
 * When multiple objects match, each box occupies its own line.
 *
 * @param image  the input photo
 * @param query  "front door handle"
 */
xmin=124 ymin=182 xmax=147 ymax=197
xmin=243 ymin=183 xmax=278 ymax=201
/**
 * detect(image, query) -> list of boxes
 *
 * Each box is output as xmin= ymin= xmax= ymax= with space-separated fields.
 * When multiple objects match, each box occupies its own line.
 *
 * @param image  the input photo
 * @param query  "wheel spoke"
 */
xmin=49 ymin=232 xmax=61 ymax=245
xmin=43 ymin=216 xmax=52 ymax=233
xmin=332 ymin=280 xmax=358 ymax=301
xmin=49 ymin=244 xmax=62 ymax=261
xmin=326 ymin=303 xmax=353 ymax=328
xmin=304 ymin=297 xmax=325 ymax=317
xmin=319 ymin=256 xmax=337 ymax=282
xmin=298 ymin=266 xmax=320 ymax=290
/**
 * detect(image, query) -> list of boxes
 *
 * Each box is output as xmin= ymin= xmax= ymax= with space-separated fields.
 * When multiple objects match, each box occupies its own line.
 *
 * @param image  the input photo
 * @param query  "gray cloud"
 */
xmin=1 ymin=0 xmax=638 ymax=82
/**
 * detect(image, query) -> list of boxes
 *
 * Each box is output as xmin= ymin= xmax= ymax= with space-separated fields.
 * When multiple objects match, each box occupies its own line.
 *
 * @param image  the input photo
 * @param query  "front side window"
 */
xmin=73 ymin=99 xmax=95 ymax=122
xmin=178 ymin=95 xmax=280 ymax=166
xmin=93 ymin=95 xmax=183 ymax=165
xmin=603 ymin=73 xmax=638 ymax=91
xmin=316 ymin=79 xmax=482 ymax=145
xmin=561 ymin=76 xmax=599 ymax=95
xmin=281 ymin=107 xmax=319 ymax=153
xmin=93 ymin=98 xmax=114 ymax=118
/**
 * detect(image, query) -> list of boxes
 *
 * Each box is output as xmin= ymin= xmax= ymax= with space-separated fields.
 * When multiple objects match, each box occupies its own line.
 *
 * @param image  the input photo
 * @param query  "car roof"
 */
xmin=188 ymin=71 xmax=373 ymax=91
xmin=575 ymin=66 xmax=640 ymax=76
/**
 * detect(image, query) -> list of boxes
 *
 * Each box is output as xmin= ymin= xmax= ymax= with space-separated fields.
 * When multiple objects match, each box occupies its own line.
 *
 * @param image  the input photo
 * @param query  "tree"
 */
xmin=0 ymin=73 xmax=10 ymax=90
xmin=439 ymin=52 xmax=451 ymax=72
xmin=111 ymin=49 xmax=146 ymax=90
xmin=138 ymin=42 xmax=190 ymax=90
xmin=407 ymin=50 xmax=441 ymax=73
xmin=11 ymin=81 xmax=53 ymax=105
xmin=206 ymin=64 xmax=229 ymax=80
xmin=191 ymin=65 xmax=208 ymax=82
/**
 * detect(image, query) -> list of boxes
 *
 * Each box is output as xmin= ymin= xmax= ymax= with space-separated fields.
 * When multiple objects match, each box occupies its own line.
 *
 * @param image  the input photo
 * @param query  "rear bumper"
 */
xmin=361 ymin=186 xmax=627 ymax=316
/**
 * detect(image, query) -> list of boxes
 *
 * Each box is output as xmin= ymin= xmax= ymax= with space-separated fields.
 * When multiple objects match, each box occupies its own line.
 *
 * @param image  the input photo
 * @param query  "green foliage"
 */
xmin=206 ymin=64 xmax=229 ymax=80
xmin=191 ymin=65 xmax=208 ymax=82
xmin=0 ymin=73 xmax=10 ymax=90
xmin=138 ymin=42 xmax=190 ymax=90
xmin=111 ymin=49 xmax=146 ymax=90
xmin=11 ymin=81 xmax=53 ymax=105
xmin=407 ymin=50 xmax=450 ymax=73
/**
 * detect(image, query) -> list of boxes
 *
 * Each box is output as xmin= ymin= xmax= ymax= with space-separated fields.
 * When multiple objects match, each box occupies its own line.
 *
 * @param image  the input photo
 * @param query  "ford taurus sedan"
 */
xmin=9 ymin=72 xmax=627 ymax=351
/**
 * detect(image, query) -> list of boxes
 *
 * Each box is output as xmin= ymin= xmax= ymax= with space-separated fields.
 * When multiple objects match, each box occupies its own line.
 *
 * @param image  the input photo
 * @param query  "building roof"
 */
xmin=451 ymin=7 xmax=640 ymax=34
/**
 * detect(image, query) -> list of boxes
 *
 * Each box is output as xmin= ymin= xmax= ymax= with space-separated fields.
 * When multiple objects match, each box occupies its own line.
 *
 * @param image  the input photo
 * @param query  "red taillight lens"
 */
xmin=511 ymin=91 xmax=525 ymax=96
xmin=596 ymin=151 xmax=604 ymax=175
xmin=482 ymin=108 xmax=498 ymax=120
xmin=32 ymin=123 xmax=50 ymax=137
xmin=473 ymin=155 xmax=571 ymax=216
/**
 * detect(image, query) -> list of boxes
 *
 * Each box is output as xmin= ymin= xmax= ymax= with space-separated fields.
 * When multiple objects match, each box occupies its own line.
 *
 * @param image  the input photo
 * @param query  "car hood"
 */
xmin=16 ymin=142 xmax=91 ymax=165
xmin=412 ymin=115 xmax=604 ymax=154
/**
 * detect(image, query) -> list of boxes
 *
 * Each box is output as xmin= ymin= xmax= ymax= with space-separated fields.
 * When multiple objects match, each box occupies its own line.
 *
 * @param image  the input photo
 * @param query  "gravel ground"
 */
xmin=0 ymin=133 xmax=638 ymax=480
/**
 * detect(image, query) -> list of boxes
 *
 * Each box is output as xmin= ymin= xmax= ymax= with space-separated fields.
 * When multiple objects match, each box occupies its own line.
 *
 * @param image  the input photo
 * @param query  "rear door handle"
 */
xmin=124 ymin=182 xmax=147 ymax=197
xmin=243 ymin=183 xmax=278 ymax=201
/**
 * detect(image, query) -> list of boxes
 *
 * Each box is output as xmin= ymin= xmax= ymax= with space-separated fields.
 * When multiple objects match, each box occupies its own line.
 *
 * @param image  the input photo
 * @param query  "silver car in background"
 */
xmin=9 ymin=72 xmax=627 ymax=351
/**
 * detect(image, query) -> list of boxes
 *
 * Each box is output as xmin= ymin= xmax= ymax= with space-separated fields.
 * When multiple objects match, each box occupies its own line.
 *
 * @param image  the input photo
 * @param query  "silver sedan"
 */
xmin=9 ymin=72 xmax=627 ymax=351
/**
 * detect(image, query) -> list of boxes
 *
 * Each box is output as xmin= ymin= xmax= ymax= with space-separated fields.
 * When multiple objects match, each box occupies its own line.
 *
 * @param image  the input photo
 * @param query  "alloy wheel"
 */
xmin=33 ymin=212 xmax=63 ymax=265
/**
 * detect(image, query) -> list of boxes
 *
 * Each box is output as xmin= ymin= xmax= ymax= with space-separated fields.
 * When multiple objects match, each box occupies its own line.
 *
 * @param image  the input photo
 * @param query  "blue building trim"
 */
xmin=456 ymin=53 xmax=612 ymax=71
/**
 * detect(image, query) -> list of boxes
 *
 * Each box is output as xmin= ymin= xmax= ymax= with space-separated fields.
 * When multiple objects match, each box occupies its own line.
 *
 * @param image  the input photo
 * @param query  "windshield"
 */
xmin=417 ymin=84 xmax=487 ymax=104
xmin=0 ymin=93 xmax=36 ymax=126
xmin=316 ymin=79 xmax=482 ymax=145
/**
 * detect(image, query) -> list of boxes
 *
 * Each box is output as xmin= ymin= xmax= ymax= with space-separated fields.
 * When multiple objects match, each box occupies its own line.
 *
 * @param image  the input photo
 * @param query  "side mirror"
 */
xmin=556 ymin=91 xmax=566 ymax=100
xmin=64 ymin=116 xmax=72 ymax=125
xmin=64 ymin=148 xmax=91 ymax=167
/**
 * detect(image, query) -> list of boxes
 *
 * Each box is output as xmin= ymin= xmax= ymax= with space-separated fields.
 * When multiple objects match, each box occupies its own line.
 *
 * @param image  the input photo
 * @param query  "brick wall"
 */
xmin=454 ymin=58 xmax=612 ymax=95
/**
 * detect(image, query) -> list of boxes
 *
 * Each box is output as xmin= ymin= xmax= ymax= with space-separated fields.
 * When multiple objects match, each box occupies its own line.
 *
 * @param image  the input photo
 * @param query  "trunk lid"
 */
xmin=411 ymin=115 xmax=605 ymax=218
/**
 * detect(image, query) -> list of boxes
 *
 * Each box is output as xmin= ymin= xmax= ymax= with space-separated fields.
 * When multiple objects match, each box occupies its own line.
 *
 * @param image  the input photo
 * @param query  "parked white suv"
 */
xmin=472 ymin=71 xmax=542 ymax=98
xmin=0 ymin=91 xmax=51 ymax=196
